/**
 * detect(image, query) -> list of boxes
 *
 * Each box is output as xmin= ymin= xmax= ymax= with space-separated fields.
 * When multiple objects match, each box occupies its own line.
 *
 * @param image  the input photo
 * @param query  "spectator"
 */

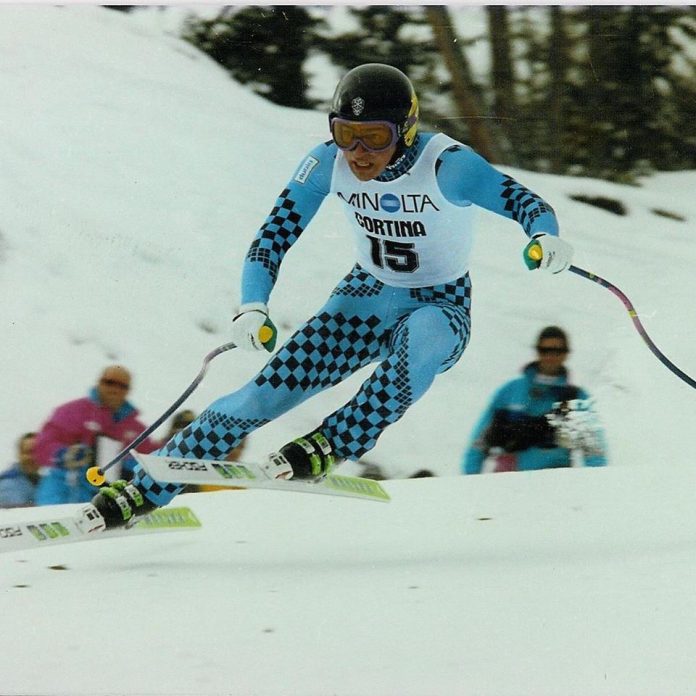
xmin=0 ymin=432 xmax=39 ymax=507
xmin=463 ymin=326 xmax=607 ymax=474
xmin=157 ymin=409 xmax=197 ymax=448
xmin=158 ymin=410 xmax=201 ymax=494
xmin=34 ymin=365 xmax=157 ymax=505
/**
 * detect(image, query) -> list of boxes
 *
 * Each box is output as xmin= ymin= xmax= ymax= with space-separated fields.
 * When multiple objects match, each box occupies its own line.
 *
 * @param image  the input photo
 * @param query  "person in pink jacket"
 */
xmin=34 ymin=365 xmax=157 ymax=505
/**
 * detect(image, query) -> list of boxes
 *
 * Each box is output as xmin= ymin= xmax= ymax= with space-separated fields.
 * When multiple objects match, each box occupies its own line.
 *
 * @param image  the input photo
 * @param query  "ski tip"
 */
xmin=324 ymin=475 xmax=391 ymax=502
xmin=135 ymin=507 xmax=203 ymax=529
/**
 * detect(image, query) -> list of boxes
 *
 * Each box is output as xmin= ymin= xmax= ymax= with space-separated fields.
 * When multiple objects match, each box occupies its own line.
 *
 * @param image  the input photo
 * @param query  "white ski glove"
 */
xmin=523 ymin=233 xmax=573 ymax=274
xmin=546 ymin=399 xmax=604 ymax=456
xmin=231 ymin=302 xmax=278 ymax=352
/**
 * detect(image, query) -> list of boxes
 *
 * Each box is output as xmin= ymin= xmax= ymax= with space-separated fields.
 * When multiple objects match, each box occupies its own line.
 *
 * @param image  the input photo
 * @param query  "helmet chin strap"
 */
xmin=388 ymin=142 xmax=407 ymax=166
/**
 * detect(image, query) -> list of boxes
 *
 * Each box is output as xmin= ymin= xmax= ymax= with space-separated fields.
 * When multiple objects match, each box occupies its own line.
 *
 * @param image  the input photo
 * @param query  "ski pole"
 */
xmin=526 ymin=244 xmax=696 ymax=390
xmin=85 ymin=318 xmax=277 ymax=486
xmin=85 ymin=341 xmax=239 ymax=487
xmin=567 ymin=266 xmax=696 ymax=389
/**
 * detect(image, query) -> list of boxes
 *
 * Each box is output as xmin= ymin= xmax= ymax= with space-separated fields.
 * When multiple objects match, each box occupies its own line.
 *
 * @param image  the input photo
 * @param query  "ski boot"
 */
xmin=90 ymin=479 xmax=158 ymax=529
xmin=75 ymin=503 xmax=107 ymax=534
xmin=266 ymin=430 xmax=337 ymax=482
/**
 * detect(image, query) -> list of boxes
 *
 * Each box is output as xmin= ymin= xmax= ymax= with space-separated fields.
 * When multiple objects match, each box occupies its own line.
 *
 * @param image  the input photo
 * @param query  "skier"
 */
xmin=91 ymin=63 xmax=573 ymax=528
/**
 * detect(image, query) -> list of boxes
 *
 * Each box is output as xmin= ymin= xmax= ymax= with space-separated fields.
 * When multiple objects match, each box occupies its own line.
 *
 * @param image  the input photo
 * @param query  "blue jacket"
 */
xmin=0 ymin=463 xmax=37 ymax=508
xmin=463 ymin=363 xmax=607 ymax=473
xmin=34 ymin=465 xmax=102 ymax=506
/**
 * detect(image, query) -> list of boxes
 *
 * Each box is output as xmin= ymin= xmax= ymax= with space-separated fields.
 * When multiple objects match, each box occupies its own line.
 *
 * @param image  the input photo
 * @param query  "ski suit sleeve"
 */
xmin=34 ymin=468 xmax=71 ymax=505
xmin=0 ymin=475 xmax=18 ymax=507
xmin=0 ymin=469 xmax=34 ymax=508
xmin=576 ymin=388 xmax=608 ymax=467
xmin=34 ymin=466 xmax=97 ymax=505
xmin=435 ymin=145 xmax=559 ymax=238
xmin=462 ymin=385 xmax=508 ymax=475
xmin=462 ymin=441 xmax=486 ymax=475
xmin=33 ymin=402 xmax=92 ymax=469
xmin=240 ymin=141 xmax=337 ymax=305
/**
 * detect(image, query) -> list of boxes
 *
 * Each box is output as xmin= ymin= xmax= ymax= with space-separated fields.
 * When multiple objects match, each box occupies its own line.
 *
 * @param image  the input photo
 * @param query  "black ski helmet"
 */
xmin=329 ymin=63 xmax=419 ymax=149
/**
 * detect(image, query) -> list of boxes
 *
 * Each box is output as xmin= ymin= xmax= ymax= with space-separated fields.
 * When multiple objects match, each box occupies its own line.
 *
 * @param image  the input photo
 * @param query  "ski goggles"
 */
xmin=330 ymin=118 xmax=399 ymax=153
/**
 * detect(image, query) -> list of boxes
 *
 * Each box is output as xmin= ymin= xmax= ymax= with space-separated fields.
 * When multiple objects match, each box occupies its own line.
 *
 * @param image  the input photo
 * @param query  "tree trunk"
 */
xmin=426 ymin=5 xmax=502 ymax=162
xmin=486 ymin=6 xmax=516 ymax=162
xmin=548 ymin=6 xmax=567 ymax=173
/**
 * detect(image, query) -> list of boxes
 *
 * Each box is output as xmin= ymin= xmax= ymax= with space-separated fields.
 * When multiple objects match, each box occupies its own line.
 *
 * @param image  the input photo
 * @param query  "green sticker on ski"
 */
xmin=135 ymin=507 xmax=202 ymax=529
xmin=324 ymin=475 xmax=391 ymax=501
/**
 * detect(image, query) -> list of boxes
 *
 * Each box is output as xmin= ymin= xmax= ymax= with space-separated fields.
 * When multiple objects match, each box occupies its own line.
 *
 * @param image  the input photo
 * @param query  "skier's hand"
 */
xmin=55 ymin=444 xmax=94 ymax=470
xmin=231 ymin=302 xmax=278 ymax=352
xmin=523 ymin=233 xmax=573 ymax=274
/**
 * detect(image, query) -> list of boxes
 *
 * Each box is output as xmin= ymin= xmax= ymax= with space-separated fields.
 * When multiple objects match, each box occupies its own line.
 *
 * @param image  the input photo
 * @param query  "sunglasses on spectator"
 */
xmin=100 ymin=378 xmax=130 ymax=390
xmin=536 ymin=346 xmax=568 ymax=355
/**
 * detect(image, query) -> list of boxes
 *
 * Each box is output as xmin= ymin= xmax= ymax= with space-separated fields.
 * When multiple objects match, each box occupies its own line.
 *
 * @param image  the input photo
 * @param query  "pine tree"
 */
xmin=487 ymin=6 xmax=517 ymax=163
xmin=179 ymin=5 xmax=696 ymax=180
xmin=183 ymin=6 xmax=324 ymax=109
xmin=316 ymin=7 xmax=446 ymax=135
xmin=318 ymin=6 xmax=432 ymax=76
xmin=426 ymin=5 xmax=501 ymax=161
xmin=575 ymin=6 xmax=694 ymax=179
xmin=510 ymin=6 xmax=696 ymax=179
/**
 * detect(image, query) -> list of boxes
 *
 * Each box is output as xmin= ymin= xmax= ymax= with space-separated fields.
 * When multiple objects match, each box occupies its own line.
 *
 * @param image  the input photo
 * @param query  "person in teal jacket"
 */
xmin=0 ymin=433 xmax=39 ymax=507
xmin=463 ymin=326 xmax=607 ymax=474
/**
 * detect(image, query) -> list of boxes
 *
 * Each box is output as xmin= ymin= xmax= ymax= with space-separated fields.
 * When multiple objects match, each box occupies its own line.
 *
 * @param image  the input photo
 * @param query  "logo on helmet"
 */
xmin=351 ymin=97 xmax=365 ymax=116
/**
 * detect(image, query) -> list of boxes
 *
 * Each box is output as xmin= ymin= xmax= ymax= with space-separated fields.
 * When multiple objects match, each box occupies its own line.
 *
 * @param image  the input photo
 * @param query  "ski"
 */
xmin=134 ymin=452 xmax=391 ymax=503
xmin=0 ymin=505 xmax=201 ymax=554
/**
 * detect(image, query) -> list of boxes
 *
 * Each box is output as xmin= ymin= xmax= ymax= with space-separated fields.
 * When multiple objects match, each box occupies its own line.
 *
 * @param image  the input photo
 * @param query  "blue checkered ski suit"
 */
xmin=134 ymin=133 xmax=559 ymax=505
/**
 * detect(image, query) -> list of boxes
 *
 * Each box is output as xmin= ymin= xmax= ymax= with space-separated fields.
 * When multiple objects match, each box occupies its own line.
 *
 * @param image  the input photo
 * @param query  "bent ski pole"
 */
xmin=567 ymin=266 xmax=696 ymax=389
xmin=86 ymin=341 xmax=238 ymax=486
xmin=526 ymin=243 xmax=696 ymax=390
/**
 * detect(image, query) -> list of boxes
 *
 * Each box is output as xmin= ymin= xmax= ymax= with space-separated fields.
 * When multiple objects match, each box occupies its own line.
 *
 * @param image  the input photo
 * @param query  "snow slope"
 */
xmin=0 ymin=7 xmax=695 ymax=694
xmin=4 ymin=467 xmax=696 ymax=696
